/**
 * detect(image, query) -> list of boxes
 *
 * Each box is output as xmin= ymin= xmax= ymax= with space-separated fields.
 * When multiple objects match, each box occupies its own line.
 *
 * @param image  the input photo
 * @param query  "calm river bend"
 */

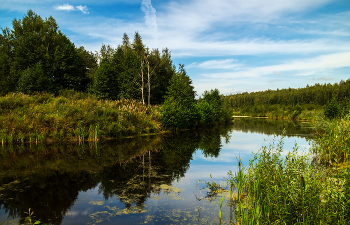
xmin=0 ymin=118 xmax=314 ymax=224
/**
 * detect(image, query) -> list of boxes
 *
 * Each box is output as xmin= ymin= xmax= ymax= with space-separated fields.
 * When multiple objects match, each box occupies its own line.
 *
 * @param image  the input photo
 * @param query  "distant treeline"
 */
xmin=0 ymin=10 xmax=177 ymax=105
xmin=224 ymin=79 xmax=350 ymax=118
xmin=225 ymin=79 xmax=350 ymax=108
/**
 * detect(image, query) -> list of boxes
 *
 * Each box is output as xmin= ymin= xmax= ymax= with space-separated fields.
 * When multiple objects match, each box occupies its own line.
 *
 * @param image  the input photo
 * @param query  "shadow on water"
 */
xmin=231 ymin=117 xmax=314 ymax=137
xmin=0 ymin=126 xmax=233 ymax=224
xmin=0 ymin=120 xmax=313 ymax=224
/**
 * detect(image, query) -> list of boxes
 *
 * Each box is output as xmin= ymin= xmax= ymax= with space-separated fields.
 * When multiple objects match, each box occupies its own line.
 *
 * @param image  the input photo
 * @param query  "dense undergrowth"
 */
xmin=215 ymin=115 xmax=350 ymax=224
xmin=0 ymin=90 xmax=161 ymax=144
xmin=0 ymin=89 xmax=232 ymax=144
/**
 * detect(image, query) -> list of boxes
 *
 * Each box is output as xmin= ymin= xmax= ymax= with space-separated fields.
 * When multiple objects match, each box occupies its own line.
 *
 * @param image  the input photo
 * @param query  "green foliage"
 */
xmin=161 ymin=65 xmax=198 ymax=129
xmin=196 ymin=101 xmax=214 ymax=125
xmin=16 ymin=62 xmax=52 ymax=94
xmin=324 ymin=98 xmax=341 ymax=119
xmin=225 ymin=134 xmax=350 ymax=224
xmin=90 ymin=35 xmax=175 ymax=104
xmin=162 ymin=85 xmax=232 ymax=129
xmin=161 ymin=102 xmax=200 ymax=129
xmin=0 ymin=91 xmax=161 ymax=143
xmin=225 ymin=79 xmax=350 ymax=119
xmin=91 ymin=58 xmax=118 ymax=99
xmin=201 ymin=89 xmax=226 ymax=123
xmin=313 ymin=114 xmax=350 ymax=165
xmin=24 ymin=208 xmax=45 ymax=225
xmin=0 ymin=10 xmax=94 ymax=95
xmin=165 ymin=64 xmax=196 ymax=107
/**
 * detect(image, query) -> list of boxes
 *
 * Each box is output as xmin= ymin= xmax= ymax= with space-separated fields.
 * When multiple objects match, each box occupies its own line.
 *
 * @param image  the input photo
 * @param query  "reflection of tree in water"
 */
xmin=232 ymin=118 xmax=313 ymax=137
xmin=0 ymin=136 xmax=162 ymax=225
xmin=81 ymin=126 xmax=235 ymax=212
xmin=0 ymin=170 xmax=99 ymax=225
xmin=0 ymin=125 xmax=234 ymax=224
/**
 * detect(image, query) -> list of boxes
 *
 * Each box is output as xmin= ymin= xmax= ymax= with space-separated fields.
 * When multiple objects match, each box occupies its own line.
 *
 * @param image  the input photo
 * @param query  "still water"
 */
xmin=0 ymin=118 xmax=314 ymax=224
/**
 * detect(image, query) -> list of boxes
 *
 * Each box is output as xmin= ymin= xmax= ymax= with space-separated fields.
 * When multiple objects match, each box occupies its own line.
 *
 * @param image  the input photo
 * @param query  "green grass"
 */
xmin=0 ymin=91 xmax=162 ymax=144
xmin=210 ymin=120 xmax=350 ymax=224
xmin=312 ymin=114 xmax=350 ymax=165
xmin=234 ymin=104 xmax=324 ymax=121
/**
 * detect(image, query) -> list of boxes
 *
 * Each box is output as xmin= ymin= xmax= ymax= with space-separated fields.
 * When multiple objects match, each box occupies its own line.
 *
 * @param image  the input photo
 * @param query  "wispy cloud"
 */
xmin=312 ymin=77 xmax=334 ymax=81
xmin=201 ymin=52 xmax=350 ymax=79
xmin=188 ymin=59 xmax=240 ymax=70
xmin=76 ymin=5 xmax=89 ymax=14
xmin=141 ymin=0 xmax=157 ymax=30
xmin=55 ymin=3 xmax=89 ymax=14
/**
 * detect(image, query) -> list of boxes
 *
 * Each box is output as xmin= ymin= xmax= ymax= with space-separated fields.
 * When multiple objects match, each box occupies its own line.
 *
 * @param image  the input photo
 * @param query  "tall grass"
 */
xmin=225 ymin=133 xmax=350 ymax=224
xmin=0 ymin=91 xmax=161 ymax=144
xmin=312 ymin=114 xmax=350 ymax=165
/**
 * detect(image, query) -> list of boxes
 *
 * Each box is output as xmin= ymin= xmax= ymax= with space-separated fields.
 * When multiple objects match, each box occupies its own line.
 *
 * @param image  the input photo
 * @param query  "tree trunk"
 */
xmin=147 ymin=60 xmax=151 ymax=106
xmin=141 ymin=60 xmax=145 ymax=104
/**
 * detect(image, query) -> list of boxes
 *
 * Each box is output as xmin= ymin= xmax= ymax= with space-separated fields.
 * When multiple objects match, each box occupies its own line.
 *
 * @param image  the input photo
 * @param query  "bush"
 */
xmin=161 ymin=102 xmax=199 ymax=129
xmin=324 ymin=98 xmax=340 ymax=119
xmin=196 ymin=101 xmax=214 ymax=126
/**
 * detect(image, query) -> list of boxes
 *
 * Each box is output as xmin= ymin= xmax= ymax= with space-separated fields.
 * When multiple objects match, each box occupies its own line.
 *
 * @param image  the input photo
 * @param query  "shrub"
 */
xmin=324 ymin=98 xmax=340 ymax=119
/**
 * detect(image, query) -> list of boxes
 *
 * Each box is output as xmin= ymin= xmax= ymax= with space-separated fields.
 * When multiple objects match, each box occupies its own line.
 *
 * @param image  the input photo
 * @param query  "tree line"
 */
xmin=0 ymin=10 xmax=177 ymax=105
xmin=0 ymin=10 xmax=233 ymax=132
xmin=223 ymin=79 xmax=350 ymax=118
xmin=224 ymin=79 xmax=350 ymax=108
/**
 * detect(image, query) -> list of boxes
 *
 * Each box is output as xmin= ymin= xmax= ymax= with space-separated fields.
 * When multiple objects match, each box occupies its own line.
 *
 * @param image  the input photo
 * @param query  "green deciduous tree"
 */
xmin=0 ymin=10 xmax=92 ymax=95
xmin=17 ymin=62 xmax=52 ymax=94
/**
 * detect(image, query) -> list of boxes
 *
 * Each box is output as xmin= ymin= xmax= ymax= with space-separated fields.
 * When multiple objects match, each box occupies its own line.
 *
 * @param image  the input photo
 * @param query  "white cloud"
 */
xmin=55 ymin=3 xmax=75 ymax=11
xmin=191 ymin=52 xmax=350 ymax=95
xmin=55 ymin=3 xmax=89 ymax=14
xmin=76 ymin=5 xmax=89 ymax=14
xmin=141 ymin=0 xmax=157 ymax=30
xmin=51 ymin=1 xmax=349 ymax=59
xmin=201 ymin=52 xmax=350 ymax=79
xmin=157 ymin=0 xmax=334 ymax=35
xmin=188 ymin=59 xmax=240 ymax=70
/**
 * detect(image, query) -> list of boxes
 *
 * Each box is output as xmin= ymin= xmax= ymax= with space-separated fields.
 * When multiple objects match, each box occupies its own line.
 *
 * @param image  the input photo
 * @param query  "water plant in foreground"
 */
xmin=211 ymin=133 xmax=350 ymax=224
xmin=219 ymin=196 xmax=224 ymax=222
xmin=24 ymin=208 xmax=46 ymax=225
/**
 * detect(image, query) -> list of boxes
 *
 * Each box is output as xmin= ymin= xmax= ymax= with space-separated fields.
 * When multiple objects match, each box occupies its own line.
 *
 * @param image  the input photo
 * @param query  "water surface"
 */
xmin=0 ymin=118 xmax=314 ymax=224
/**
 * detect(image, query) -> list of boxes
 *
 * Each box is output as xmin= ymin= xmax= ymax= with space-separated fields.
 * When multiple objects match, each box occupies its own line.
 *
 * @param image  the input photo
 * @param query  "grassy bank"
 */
xmin=232 ymin=104 xmax=324 ymax=121
xmin=0 ymin=91 xmax=161 ymax=144
xmin=215 ymin=115 xmax=350 ymax=224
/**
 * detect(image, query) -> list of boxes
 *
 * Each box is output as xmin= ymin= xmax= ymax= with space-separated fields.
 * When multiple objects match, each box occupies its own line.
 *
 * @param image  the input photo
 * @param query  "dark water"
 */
xmin=0 ymin=119 xmax=314 ymax=224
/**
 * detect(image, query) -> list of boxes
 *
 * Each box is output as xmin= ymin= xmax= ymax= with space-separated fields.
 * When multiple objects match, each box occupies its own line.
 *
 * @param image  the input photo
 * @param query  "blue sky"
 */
xmin=1 ymin=0 xmax=350 ymax=96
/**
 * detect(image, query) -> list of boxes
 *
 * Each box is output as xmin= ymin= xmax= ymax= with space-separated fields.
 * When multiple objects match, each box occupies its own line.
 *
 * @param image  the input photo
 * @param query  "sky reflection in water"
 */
xmin=0 ymin=119 xmax=313 ymax=224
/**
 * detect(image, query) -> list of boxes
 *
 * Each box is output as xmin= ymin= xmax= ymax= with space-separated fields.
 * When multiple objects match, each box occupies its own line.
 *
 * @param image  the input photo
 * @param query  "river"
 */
xmin=0 ymin=118 xmax=314 ymax=224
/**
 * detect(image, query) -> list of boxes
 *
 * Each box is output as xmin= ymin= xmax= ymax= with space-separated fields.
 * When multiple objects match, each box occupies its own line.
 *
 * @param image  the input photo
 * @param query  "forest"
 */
xmin=0 ymin=10 xmax=232 ymax=144
xmin=0 ymin=10 xmax=176 ymax=105
xmin=224 ymin=79 xmax=350 ymax=119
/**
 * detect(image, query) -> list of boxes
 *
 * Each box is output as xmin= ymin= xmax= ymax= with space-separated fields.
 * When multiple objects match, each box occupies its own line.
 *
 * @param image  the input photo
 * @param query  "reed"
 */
xmin=312 ymin=114 xmax=350 ymax=165
xmin=222 ymin=133 xmax=350 ymax=224
xmin=1 ymin=129 xmax=5 ymax=146
xmin=219 ymin=196 xmax=224 ymax=222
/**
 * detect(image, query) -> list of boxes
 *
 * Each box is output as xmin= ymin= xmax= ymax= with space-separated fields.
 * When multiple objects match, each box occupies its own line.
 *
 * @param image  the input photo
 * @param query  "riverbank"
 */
xmin=0 ymin=90 xmax=233 ymax=145
xmin=0 ymin=91 xmax=162 ymax=144
xmin=232 ymin=107 xmax=323 ymax=121
xmin=216 ymin=115 xmax=350 ymax=224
